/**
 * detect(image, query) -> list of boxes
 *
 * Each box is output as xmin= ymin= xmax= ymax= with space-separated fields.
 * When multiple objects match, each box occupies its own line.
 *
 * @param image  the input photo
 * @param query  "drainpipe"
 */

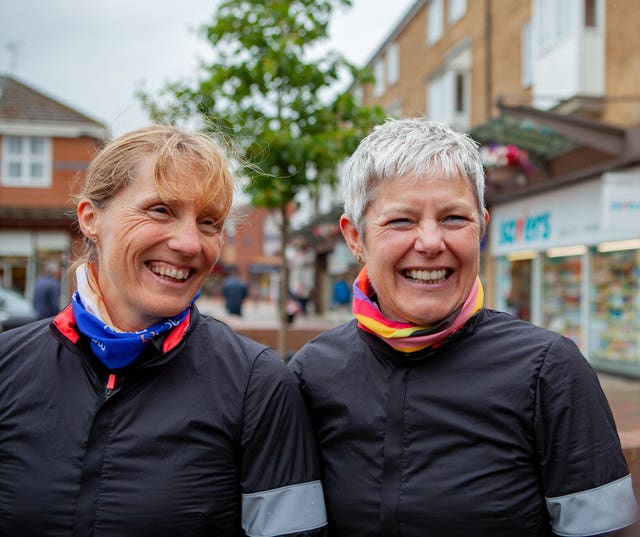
xmin=485 ymin=0 xmax=493 ymax=120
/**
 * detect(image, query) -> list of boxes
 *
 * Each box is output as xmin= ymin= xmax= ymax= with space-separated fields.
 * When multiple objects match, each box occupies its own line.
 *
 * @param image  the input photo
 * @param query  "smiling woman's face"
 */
xmin=77 ymin=156 xmax=223 ymax=331
xmin=341 ymin=172 xmax=488 ymax=326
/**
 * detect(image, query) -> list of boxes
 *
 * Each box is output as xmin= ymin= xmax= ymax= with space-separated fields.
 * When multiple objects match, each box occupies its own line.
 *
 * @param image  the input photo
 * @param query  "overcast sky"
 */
xmin=0 ymin=0 xmax=415 ymax=137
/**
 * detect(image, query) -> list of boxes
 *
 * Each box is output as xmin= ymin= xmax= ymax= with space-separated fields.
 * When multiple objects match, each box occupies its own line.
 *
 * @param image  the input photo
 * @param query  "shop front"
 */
xmin=0 ymin=229 xmax=70 ymax=300
xmin=490 ymin=168 xmax=640 ymax=378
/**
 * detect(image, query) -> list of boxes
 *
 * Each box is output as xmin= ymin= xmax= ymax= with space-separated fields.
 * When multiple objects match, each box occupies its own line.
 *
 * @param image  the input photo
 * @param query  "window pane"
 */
xmin=585 ymin=0 xmax=597 ymax=27
xmin=387 ymin=43 xmax=399 ymax=85
xmin=449 ymin=0 xmax=466 ymax=23
xmin=521 ymin=22 xmax=532 ymax=87
xmin=455 ymin=73 xmax=465 ymax=113
xmin=30 ymin=137 xmax=44 ymax=155
xmin=373 ymin=59 xmax=385 ymax=97
xmin=30 ymin=163 xmax=44 ymax=178
xmin=8 ymin=162 xmax=21 ymax=178
xmin=505 ymin=258 xmax=532 ymax=321
xmin=8 ymin=137 xmax=22 ymax=154
xmin=428 ymin=0 xmax=443 ymax=44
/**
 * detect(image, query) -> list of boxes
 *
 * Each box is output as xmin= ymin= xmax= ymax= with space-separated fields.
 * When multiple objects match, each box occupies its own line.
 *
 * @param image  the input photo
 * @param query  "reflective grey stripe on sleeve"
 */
xmin=546 ymin=474 xmax=640 ymax=536
xmin=242 ymin=480 xmax=327 ymax=537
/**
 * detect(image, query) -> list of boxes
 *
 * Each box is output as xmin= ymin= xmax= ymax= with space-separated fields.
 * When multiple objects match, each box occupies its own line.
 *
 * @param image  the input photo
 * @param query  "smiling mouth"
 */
xmin=404 ymin=268 xmax=449 ymax=284
xmin=148 ymin=264 xmax=191 ymax=282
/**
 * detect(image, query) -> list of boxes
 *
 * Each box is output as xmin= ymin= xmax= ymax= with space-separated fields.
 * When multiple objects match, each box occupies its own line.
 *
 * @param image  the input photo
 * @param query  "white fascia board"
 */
xmin=0 ymin=120 xmax=108 ymax=139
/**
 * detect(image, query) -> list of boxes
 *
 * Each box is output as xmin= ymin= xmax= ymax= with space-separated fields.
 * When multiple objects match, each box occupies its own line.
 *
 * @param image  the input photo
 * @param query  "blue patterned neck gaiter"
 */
xmin=71 ymin=290 xmax=197 ymax=370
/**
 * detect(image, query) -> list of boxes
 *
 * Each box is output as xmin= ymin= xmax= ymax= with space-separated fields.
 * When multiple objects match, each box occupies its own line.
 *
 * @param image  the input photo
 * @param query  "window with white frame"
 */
xmin=521 ymin=21 xmax=532 ymax=87
xmin=448 ymin=0 xmax=466 ymax=24
xmin=427 ymin=72 xmax=450 ymax=124
xmin=1 ymin=135 xmax=52 ymax=187
xmin=373 ymin=58 xmax=386 ymax=97
xmin=427 ymin=0 xmax=443 ymax=45
xmin=387 ymin=43 xmax=400 ymax=86
xmin=426 ymin=47 xmax=471 ymax=130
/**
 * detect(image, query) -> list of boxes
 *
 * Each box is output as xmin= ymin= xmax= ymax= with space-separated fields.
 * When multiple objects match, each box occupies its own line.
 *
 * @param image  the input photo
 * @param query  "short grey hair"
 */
xmin=341 ymin=118 xmax=486 ymax=234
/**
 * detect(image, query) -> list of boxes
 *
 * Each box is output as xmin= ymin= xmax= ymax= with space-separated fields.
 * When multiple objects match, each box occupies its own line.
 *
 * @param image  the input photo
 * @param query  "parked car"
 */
xmin=0 ymin=286 xmax=38 ymax=331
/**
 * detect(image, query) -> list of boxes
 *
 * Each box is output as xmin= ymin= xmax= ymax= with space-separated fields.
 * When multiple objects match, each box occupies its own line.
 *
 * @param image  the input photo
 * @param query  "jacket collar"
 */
xmin=52 ymin=303 xmax=198 ymax=370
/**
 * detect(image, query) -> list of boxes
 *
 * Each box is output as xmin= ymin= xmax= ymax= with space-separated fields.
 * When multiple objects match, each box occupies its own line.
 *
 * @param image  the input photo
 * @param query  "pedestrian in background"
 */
xmin=289 ymin=118 xmax=639 ymax=536
xmin=32 ymin=260 xmax=61 ymax=318
xmin=0 ymin=125 xmax=326 ymax=537
xmin=331 ymin=277 xmax=351 ymax=310
xmin=222 ymin=269 xmax=248 ymax=316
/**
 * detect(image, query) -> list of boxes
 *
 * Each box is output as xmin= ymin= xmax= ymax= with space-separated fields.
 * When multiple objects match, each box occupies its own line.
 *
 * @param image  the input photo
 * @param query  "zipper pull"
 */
xmin=105 ymin=373 xmax=117 ymax=397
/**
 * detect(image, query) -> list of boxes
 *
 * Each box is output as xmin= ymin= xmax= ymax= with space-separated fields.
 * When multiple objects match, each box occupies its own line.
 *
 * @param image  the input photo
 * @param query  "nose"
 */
xmin=167 ymin=218 xmax=202 ymax=257
xmin=414 ymin=221 xmax=446 ymax=255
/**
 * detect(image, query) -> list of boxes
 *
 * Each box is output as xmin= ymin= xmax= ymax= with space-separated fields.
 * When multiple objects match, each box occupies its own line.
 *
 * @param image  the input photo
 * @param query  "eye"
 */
xmin=387 ymin=218 xmax=414 ymax=228
xmin=442 ymin=214 xmax=471 ymax=227
xmin=199 ymin=216 xmax=222 ymax=235
xmin=147 ymin=204 xmax=172 ymax=219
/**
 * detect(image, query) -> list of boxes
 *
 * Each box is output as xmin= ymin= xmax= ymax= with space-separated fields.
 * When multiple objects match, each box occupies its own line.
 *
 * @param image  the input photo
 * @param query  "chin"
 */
xmin=148 ymin=302 xmax=190 ymax=320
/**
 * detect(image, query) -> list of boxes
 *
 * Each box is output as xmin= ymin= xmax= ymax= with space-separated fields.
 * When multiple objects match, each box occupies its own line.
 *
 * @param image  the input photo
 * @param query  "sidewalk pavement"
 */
xmin=197 ymin=296 xmax=640 ymax=500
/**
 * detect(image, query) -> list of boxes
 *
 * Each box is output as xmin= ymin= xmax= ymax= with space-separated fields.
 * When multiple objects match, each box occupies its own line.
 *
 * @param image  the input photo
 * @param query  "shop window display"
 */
xmin=590 ymin=248 xmax=640 ymax=367
xmin=542 ymin=255 xmax=582 ymax=346
xmin=496 ymin=257 xmax=532 ymax=321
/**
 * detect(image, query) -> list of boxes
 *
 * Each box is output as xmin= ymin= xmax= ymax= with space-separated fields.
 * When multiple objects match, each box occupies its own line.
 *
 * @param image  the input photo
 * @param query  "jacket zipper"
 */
xmin=105 ymin=373 xmax=117 ymax=398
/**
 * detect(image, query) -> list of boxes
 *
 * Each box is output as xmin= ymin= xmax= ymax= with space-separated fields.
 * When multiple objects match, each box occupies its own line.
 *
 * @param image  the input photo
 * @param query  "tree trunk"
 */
xmin=277 ymin=204 xmax=290 ymax=360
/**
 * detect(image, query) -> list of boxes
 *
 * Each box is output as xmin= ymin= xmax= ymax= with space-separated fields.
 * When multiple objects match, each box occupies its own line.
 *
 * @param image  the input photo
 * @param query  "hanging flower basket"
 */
xmin=479 ymin=143 xmax=534 ymax=176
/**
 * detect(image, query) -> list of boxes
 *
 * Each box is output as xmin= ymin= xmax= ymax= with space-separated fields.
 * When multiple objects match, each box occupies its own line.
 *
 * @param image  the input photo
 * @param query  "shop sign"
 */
xmin=497 ymin=211 xmax=551 ymax=246
xmin=491 ymin=176 xmax=640 ymax=256
xmin=601 ymin=172 xmax=640 ymax=229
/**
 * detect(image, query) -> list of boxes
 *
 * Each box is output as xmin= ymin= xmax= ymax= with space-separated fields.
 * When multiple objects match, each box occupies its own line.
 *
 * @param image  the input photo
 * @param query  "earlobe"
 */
xmin=339 ymin=214 xmax=363 ymax=260
xmin=77 ymin=199 xmax=99 ymax=240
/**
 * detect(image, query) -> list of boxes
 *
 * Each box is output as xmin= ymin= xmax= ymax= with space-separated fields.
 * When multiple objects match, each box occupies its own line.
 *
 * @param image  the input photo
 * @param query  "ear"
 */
xmin=339 ymin=214 xmax=364 ymax=260
xmin=77 ymin=198 xmax=99 ymax=240
xmin=483 ymin=209 xmax=490 ymax=228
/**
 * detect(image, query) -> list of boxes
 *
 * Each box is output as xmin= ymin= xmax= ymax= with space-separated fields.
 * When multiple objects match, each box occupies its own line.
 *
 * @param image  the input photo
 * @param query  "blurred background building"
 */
xmin=0 ymin=75 xmax=107 ymax=304
xmin=289 ymin=0 xmax=640 ymax=378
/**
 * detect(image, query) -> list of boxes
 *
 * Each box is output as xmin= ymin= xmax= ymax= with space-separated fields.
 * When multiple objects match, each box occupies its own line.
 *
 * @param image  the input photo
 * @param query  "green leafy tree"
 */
xmin=139 ymin=0 xmax=384 ymax=357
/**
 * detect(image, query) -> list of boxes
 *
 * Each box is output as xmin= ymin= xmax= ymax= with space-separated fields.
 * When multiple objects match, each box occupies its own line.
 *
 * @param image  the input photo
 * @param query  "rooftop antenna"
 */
xmin=5 ymin=41 xmax=22 ymax=74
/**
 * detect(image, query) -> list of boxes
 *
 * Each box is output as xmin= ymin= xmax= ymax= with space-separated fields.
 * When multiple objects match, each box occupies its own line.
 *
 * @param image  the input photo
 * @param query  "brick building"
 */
xmin=358 ymin=0 xmax=640 ymax=128
xmin=213 ymin=205 xmax=283 ymax=301
xmin=0 ymin=75 xmax=107 ymax=299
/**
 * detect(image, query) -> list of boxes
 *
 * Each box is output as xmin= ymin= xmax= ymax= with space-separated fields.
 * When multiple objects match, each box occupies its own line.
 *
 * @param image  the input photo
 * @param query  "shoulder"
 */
xmin=289 ymin=320 xmax=362 ymax=377
xmin=0 ymin=320 xmax=54 ymax=357
xmin=472 ymin=308 xmax=589 ymax=374
xmin=291 ymin=319 xmax=358 ymax=357
xmin=0 ymin=320 xmax=63 ymax=392
xmin=188 ymin=310 xmax=287 ymax=374
xmin=474 ymin=308 xmax=567 ymax=349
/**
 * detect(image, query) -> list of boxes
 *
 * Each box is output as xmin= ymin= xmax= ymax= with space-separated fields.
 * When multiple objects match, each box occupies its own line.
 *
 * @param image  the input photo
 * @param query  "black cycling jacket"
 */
xmin=0 ymin=304 xmax=327 ymax=537
xmin=290 ymin=309 xmax=639 ymax=537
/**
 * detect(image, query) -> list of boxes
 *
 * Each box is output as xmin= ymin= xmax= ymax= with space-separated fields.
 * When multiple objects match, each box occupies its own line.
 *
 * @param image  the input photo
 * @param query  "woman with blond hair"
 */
xmin=0 ymin=125 xmax=326 ymax=537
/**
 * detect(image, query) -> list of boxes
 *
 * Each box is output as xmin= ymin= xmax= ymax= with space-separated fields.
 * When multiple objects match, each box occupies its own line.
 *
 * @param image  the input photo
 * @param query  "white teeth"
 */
xmin=406 ymin=269 xmax=447 ymax=282
xmin=150 ymin=265 xmax=189 ymax=281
